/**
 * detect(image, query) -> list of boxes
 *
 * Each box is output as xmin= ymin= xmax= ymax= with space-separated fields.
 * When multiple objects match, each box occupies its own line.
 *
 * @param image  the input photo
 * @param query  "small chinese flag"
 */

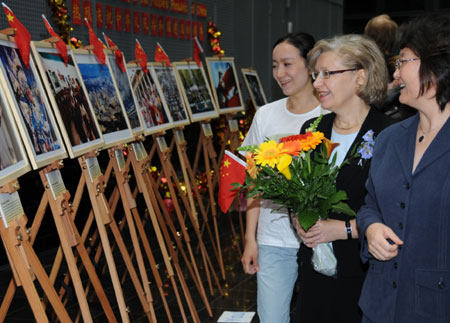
xmin=193 ymin=36 xmax=203 ymax=67
xmin=42 ymin=15 xmax=69 ymax=66
xmin=135 ymin=39 xmax=148 ymax=74
xmin=218 ymin=150 xmax=247 ymax=213
xmin=154 ymin=42 xmax=170 ymax=66
xmin=85 ymin=18 xmax=106 ymax=65
xmin=103 ymin=33 xmax=125 ymax=72
xmin=2 ymin=4 xmax=31 ymax=68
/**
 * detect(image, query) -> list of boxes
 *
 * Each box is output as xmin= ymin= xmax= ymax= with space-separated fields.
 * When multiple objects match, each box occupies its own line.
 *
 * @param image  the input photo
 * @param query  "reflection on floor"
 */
xmin=0 ymin=210 xmax=268 ymax=322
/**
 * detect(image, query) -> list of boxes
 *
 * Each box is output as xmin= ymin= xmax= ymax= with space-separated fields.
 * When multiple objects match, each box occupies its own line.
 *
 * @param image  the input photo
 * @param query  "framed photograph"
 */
xmin=0 ymin=34 xmax=67 ymax=169
xmin=72 ymin=48 xmax=134 ymax=148
xmin=172 ymin=62 xmax=219 ymax=123
xmin=150 ymin=62 xmax=190 ymax=128
xmin=241 ymin=68 xmax=267 ymax=110
xmin=31 ymin=41 xmax=104 ymax=158
xmin=127 ymin=63 xmax=174 ymax=135
xmin=205 ymin=57 xmax=244 ymax=114
xmin=0 ymin=89 xmax=30 ymax=186
xmin=106 ymin=49 xmax=144 ymax=136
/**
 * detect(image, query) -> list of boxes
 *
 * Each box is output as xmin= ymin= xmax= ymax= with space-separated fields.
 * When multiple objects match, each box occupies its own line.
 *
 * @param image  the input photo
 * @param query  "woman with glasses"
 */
xmin=241 ymin=32 xmax=326 ymax=323
xmin=357 ymin=14 xmax=450 ymax=323
xmin=292 ymin=34 xmax=394 ymax=323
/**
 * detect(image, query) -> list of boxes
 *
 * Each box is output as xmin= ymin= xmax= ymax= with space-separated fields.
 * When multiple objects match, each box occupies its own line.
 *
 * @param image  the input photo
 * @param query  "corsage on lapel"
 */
xmin=355 ymin=129 xmax=375 ymax=166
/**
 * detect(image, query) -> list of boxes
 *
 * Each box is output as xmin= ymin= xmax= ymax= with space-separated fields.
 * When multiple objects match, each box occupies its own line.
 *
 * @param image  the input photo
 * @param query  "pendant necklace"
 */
xmin=418 ymin=123 xmax=440 ymax=142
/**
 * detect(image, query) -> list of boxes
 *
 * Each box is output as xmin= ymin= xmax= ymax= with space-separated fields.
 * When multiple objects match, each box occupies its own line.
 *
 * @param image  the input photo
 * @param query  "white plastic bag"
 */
xmin=311 ymin=242 xmax=337 ymax=277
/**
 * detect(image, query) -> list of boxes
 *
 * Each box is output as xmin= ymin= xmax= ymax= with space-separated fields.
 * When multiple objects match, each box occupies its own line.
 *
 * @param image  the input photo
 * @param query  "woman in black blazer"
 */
xmin=292 ymin=34 xmax=395 ymax=323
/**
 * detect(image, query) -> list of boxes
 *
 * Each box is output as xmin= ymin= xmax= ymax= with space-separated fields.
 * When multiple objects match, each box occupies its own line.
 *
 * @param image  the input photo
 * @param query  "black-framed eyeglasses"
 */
xmin=311 ymin=68 xmax=358 ymax=80
xmin=395 ymin=58 xmax=419 ymax=70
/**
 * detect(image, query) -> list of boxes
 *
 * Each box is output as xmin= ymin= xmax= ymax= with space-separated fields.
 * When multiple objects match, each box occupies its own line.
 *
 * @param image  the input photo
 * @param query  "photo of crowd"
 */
xmin=152 ymin=64 xmax=189 ymax=124
xmin=0 ymin=41 xmax=61 ymax=157
xmin=174 ymin=63 xmax=217 ymax=121
xmin=35 ymin=49 xmax=100 ymax=148
xmin=128 ymin=66 xmax=171 ymax=131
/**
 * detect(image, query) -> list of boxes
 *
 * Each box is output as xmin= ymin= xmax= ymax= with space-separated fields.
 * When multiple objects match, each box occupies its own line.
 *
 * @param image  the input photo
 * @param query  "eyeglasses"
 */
xmin=395 ymin=58 xmax=419 ymax=70
xmin=311 ymin=68 xmax=358 ymax=80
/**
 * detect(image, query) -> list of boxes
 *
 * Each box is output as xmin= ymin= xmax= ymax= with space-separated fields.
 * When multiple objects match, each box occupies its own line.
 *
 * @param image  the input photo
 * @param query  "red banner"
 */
xmin=124 ymin=9 xmax=131 ymax=32
xmin=142 ymin=13 xmax=149 ymax=35
xmin=83 ymin=0 xmax=92 ymax=25
xmin=152 ymin=0 xmax=169 ymax=10
xmin=115 ymin=7 xmax=122 ymax=31
xmin=185 ymin=19 xmax=191 ymax=40
xmin=106 ymin=5 xmax=113 ymax=29
xmin=133 ymin=0 xmax=138 ymax=4
xmin=158 ymin=15 xmax=164 ymax=36
xmin=72 ymin=0 xmax=82 ymax=25
xmin=179 ymin=19 xmax=185 ymax=39
xmin=141 ymin=0 xmax=149 ymax=5
xmin=96 ymin=3 xmax=103 ymax=28
xmin=122 ymin=0 xmax=130 ymax=2
xmin=192 ymin=21 xmax=198 ymax=38
xmin=165 ymin=16 xmax=172 ymax=38
xmin=172 ymin=18 xmax=179 ymax=39
xmin=171 ymin=0 xmax=188 ymax=13
xmin=150 ymin=14 xmax=157 ymax=36
xmin=198 ymin=21 xmax=204 ymax=41
xmin=196 ymin=3 xmax=207 ymax=18
xmin=133 ymin=11 xmax=140 ymax=33
xmin=191 ymin=2 xmax=195 ymax=15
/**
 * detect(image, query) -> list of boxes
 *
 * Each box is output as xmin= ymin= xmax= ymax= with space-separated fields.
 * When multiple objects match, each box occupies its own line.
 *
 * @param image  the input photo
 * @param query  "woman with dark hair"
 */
xmin=241 ymin=32 xmax=326 ymax=323
xmin=357 ymin=14 xmax=450 ymax=323
xmin=292 ymin=34 xmax=394 ymax=323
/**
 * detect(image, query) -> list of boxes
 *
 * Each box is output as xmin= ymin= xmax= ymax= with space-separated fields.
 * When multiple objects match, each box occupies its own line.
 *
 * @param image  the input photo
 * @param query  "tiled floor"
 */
xmin=0 ymin=210 xmax=269 ymax=322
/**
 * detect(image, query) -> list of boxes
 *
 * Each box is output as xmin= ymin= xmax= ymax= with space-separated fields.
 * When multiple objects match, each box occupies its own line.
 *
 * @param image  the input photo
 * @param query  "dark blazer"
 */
xmin=299 ymin=107 xmax=395 ymax=277
xmin=358 ymin=113 xmax=450 ymax=323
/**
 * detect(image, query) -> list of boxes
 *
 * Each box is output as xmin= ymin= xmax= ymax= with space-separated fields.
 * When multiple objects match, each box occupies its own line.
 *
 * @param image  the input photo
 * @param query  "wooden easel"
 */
xmin=153 ymin=133 xmax=223 ymax=301
xmin=128 ymin=140 xmax=200 ymax=323
xmin=78 ymin=150 xmax=151 ymax=323
xmin=108 ymin=144 xmax=172 ymax=321
xmin=171 ymin=127 xmax=226 ymax=285
xmin=0 ymin=180 xmax=71 ymax=322
xmin=38 ymin=160 xmax=116 ymax=323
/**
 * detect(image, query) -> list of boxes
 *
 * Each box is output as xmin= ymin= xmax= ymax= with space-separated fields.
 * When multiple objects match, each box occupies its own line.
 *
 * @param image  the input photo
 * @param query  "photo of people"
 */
xmin=0 ymin=96 xmax=30 ymax=185
xmin=107 ymin=53 xmax=142 ymax=132
xmin=33 ymin=44 xmax=102 ymax=156
xmin=0 ymin=38 xmax=64 ymax=167
xmin=152 ymin=63 xmax=189 ymax=126
xmin=242 ymin=68 xmax=267 ymax=109
xmin=206 ymin=58 xmax=244 ymax=113
xmin=72 ymin=50 xmax=133 ymax=148
xmin=173 ymin=63 xmax=218 ymax=122
xmin=127 ymin=64 xmax=173 ymax=134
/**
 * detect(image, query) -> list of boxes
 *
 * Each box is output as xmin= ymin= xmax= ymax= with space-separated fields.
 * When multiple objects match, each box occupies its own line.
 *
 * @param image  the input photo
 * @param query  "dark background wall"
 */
xmin=0 ymin=0 xmax=449 ymax=105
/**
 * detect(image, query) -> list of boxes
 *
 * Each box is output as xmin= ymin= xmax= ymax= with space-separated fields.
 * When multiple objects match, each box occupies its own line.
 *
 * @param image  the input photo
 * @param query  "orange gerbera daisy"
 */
xmin=299 ymin=131 xmax=325 ymax=151
xmin=281 ymin=140 xmax=303 ymax=156
xmin=246 ymin=152 xmax=258 ymax=179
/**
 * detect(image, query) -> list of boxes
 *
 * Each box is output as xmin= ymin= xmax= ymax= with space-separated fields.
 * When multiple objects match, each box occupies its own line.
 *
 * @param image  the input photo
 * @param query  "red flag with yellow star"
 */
xmin=154 ymin=42 xmax=170 ymax=66
xmin=2 ymin=4 xmax=31 ymax=68
xmin=135 ymin=39 xmax=148 ymax=74
xmin=218 ymin=150 xmax=247 ymax=213
xmin=85 ymin=18 xmax=106 ymax=65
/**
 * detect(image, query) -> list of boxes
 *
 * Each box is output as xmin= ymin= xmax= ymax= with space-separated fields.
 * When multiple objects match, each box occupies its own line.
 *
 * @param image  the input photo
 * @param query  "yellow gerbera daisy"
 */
xmin=254 ymin=140 xmax=286 ymax=168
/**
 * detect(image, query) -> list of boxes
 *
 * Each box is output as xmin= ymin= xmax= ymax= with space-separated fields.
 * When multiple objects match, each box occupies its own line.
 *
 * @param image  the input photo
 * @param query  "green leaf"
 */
xmin=329 ymin=190 xmax=347 ymax=204
xmin=331 ymin=202 xmax=356 ymax=217
xmin=298 ymin=210 xmax=320 ymax=231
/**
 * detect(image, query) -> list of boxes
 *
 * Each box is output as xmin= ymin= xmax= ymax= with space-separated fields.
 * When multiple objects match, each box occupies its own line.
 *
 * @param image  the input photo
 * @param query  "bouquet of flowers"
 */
xmin=237 ymin=116 xmax=355 ymax=276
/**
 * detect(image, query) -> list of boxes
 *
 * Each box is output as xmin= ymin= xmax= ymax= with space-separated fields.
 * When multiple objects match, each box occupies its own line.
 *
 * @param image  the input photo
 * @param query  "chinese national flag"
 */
xmin=135 ymin=39 xmax=148 ymax=74
xmin=85 ymin=18 xmax=106 ymax=65
xmin=2 ymin=4 xmax=31 ymax=68
xmin=42 ymin=15 xmax=69 ymax=66
xmin=103 ymin=33 xmax=125 ymax=72
xmin=193 ymin=36 xmax=203 ymax=67
xmin=218 ymin=150 xmax=247 ymax=213
xmin=154 ymin=42 xmax=170 ymax=66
